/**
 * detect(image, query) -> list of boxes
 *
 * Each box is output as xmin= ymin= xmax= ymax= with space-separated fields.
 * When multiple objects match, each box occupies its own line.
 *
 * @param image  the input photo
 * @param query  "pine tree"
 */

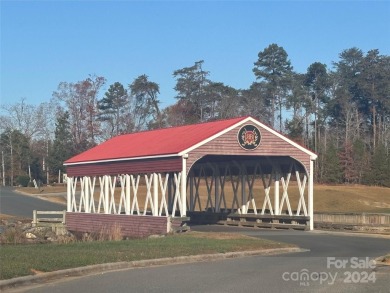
xmin=253 ymin=43 xmax=293 ymax=130
xmin=48 ymin=112 xmax=73 ymax=177
xmin=352 ymin=139 xmax=369 ymax=184
xmin=321 ymin=142 xmax=343 ymax=183
xmin=98 ymin=82 xmax=129 ymax=137
xmin=366 ymin=143 xmax=390 ymax=187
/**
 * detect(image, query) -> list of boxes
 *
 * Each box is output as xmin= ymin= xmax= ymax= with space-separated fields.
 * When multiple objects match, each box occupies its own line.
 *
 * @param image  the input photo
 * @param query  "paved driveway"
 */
xmin=0 ymin=187 xmax=65 ymax=218
xmin=192 ymin=225 xmax=390 ymax=258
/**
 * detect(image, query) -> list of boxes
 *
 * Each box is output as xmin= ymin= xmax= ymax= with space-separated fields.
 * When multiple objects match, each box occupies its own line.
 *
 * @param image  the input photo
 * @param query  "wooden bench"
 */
xmin=221 ymin=213 xmax=310 ymax=230
xmin=32 ymin=210 xmax=66 ymax=227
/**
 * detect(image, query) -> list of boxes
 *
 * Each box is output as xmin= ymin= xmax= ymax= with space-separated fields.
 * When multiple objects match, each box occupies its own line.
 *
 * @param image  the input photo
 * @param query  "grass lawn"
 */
xmin=0 ymin=232 xmax=293 ymax=280
xmin=313 ymin=184 xmax=390 ymax=213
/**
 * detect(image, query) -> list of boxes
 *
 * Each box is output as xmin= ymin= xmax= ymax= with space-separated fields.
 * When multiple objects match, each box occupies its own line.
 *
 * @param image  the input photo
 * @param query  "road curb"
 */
xmin=309 ymin=229 xmax=390 ymax=238
xmin=0 ymin=247 xmax=306 ymax=291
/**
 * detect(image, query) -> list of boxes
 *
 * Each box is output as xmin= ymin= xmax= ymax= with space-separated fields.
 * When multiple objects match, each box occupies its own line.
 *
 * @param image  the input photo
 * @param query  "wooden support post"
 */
xmin=189 ymin=173 xmax=194 ymax=212
xmin=84 ymin=177 xmax=90 ymax=213
xmin=181 ymin=155 xmax=188 ymax=217
xmin=32 ymin=210 xmax=37 ymax=226
xmin=126 ymin=174 xmax=131 ymax=215
xmin=214 ymin=165 xmax=220 ymax=213
xmin=274 ymin=172 xmax=280 ymax=215
xmin=67 ymin=177 xmax=71 ymax=212
xmin=168 ymin=173 xmax=173 ymax=214
xmin=153 ymin=173 xmax=158 ymax=216
xmin=241 ymin=167 xmax=247 ymax=214
xmin=309 ymin=160 xmax=314 ymax=230
xmin=104 ymin=175 xmax=109 ymax=214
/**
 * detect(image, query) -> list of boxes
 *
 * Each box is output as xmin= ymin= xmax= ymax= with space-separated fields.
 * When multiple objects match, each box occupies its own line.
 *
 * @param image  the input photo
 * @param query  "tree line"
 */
xmin=1 ymin=44 xmax=389 ymax=187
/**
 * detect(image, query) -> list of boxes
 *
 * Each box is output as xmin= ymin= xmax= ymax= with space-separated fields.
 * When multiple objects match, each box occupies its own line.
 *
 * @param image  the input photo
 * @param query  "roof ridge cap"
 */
xmin=115 ymin=116 xmax=249 ymax=137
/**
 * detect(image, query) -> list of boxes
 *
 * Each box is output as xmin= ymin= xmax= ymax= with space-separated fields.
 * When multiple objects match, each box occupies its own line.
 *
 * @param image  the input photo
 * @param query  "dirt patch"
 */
xmin=0 ymin=214 xmax=16 ymax=220
xmin=358 ymin=200 xmax=390 ymax=209
xmin=37 ymin=195 xmax=67 ymax=205
xmin=185 ymin=231 xmax=255 ymax=240
xmin=30 ymin=269 xmax=45 ymax=275
xmin=15 ymin=185 xmax=67 ymax=195
xmin=381 ymin=255 xmax=390 ymax=264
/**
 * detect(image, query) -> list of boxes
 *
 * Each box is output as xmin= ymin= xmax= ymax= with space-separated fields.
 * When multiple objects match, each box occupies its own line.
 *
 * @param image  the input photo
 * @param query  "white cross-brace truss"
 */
xmin=66 ymin=172 xmax=185 ymax=217
xmin=66 ymin=158 xmax=313 ymax=228
xmin=186 ymin=160 xmax=311 ymax=219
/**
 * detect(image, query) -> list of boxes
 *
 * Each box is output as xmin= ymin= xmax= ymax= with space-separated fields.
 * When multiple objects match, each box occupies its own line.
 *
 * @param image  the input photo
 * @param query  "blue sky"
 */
xmin=1 ymin=1 xmax=389 ymax=109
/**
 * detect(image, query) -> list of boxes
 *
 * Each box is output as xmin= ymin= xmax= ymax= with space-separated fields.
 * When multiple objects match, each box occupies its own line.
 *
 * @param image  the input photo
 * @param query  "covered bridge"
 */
xmin=64 ymin=116 xmax=317 ymax=237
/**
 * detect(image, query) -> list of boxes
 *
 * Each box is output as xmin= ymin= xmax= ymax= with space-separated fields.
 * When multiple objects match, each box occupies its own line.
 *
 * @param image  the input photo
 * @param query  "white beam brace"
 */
xmin=153 ymin=173 xmax=159 ymax=216
xmin=104 ymin=175 xmax=109 ymax=214
xmin=309 ymin=160 xmax=314 ymax=230
xmin=274 ymin=172 xmax=280 ymax=215
xmin=181 ymin=155 xmax=188 ymax=217
xmin=67 ymin=176 xmax=71 ymax=212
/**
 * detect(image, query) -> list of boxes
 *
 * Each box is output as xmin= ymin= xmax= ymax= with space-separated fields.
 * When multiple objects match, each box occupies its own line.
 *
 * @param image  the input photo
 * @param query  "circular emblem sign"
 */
xmin=237 ymin=125 xmax=261 ymax=150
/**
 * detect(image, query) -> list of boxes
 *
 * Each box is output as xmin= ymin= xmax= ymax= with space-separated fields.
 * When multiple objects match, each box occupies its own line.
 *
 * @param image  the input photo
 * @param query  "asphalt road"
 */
xmin=9 ymin=226 xmax=390 ymax=293
xmin=0 ymin=187 xmax=65 ymax=218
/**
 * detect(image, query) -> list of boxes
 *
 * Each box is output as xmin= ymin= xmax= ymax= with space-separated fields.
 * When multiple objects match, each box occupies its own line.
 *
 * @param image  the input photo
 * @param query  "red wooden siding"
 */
xmin=66 ymin=212 xmax=168 ymax=237
xmin=65 ymin=119 xmax=314 ymax=177
xmin=186 ymin=124 xmax=311 ymax=172
xmin=66 ymin=157 xmax=182 ymax=177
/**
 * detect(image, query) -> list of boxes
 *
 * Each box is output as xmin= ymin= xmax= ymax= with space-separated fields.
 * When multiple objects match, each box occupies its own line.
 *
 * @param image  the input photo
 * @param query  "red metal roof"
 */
xmin=65 ymin=116 xmax=248 ymax=164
